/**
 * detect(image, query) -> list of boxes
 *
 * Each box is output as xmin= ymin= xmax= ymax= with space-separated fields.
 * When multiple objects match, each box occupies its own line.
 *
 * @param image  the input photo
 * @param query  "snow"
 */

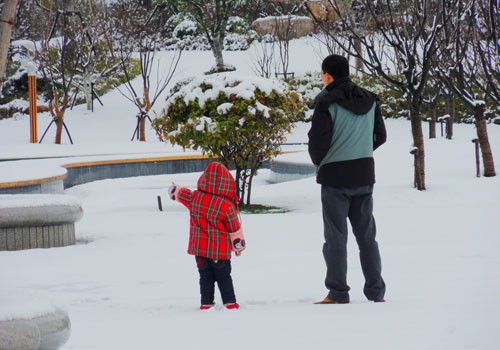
xmin=0 ymin=289 xmax=66 ymax=321
xmin=0 ymin=194 xmax=80 ymax=209
xmin=1 ymin=37 xmax=500 ymax=349
xmin=166 ymin=72 xmax=285 ymax=110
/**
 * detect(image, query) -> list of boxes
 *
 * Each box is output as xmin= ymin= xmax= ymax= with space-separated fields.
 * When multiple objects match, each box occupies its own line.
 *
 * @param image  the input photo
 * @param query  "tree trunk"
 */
xmin=235 ymin=167 xmax=242 ymax=204
xmin=475 ymin=112 xmax=496 ymax=177
xmin=139 ymin=116 xmax=146 ymax=141
xmin=213 ymin=32 xmax=225 ymax=72
xmin=410 ymin=107 xmax=426 ymax=190
xmin=353 ymin=37 xmax=364 ymax=74
xmin=0 ymin=0 xmax=19 ymax=83
xmin=55 ymin=117 xmax=64 ymax=144
xmin=246 ymin=173 xmax=254 ymax=206
xmin=445 ymin=96 xmax=454 ymax=140
xmin=84 ymin=77 xmax=93 ymax=111
xmin=429 ymin=108 xmax=436 ymax=139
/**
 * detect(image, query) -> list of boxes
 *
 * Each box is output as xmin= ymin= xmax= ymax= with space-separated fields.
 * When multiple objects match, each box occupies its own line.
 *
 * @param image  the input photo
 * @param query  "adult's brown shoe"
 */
xmin=314 ymin=297 xmax=349 ymax=304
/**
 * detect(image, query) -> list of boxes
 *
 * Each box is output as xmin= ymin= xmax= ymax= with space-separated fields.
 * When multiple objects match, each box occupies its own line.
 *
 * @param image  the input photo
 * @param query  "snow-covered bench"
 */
xmin=0 ymin=194 xmax=82 ymax=251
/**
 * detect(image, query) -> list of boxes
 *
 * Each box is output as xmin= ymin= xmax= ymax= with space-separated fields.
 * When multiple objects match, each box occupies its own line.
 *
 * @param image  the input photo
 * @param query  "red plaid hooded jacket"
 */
xmin=176 ymin=162 xmax=241 ymax=260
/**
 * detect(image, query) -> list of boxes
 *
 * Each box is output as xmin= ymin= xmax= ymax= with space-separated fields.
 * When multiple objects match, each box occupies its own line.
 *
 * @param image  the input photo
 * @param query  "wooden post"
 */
xmin=28 ymin=75 xmax=38 ymax=143
xmin=410 ymin=148 xmax=420 ymax=188
xmin=157 ymin=196 xmax=163 ymax=211
xmin=472 ymin=138 xmax=480 ymax=177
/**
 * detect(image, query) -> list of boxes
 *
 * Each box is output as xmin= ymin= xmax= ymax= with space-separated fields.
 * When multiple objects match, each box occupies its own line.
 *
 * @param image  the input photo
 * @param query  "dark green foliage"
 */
xmin=152 ymin=75 xmax=307 ymax=204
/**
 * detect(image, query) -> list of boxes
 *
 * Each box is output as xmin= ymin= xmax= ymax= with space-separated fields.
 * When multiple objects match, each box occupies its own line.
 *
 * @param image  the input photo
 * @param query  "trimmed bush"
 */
xmin=152 ymin=73 xmax=306 ymax=204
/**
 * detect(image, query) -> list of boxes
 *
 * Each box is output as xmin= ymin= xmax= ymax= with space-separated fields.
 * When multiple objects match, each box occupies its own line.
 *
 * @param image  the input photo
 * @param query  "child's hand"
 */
xmin=168 ymin=182 xmax=177 ymax=200
xmin=235 ymin=245 xmax=245 ymax=256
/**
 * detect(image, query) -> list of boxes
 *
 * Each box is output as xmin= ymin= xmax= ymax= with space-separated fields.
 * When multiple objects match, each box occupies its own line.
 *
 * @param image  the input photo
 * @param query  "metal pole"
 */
xmin=28 ymin=75 xmax=38 ymax=143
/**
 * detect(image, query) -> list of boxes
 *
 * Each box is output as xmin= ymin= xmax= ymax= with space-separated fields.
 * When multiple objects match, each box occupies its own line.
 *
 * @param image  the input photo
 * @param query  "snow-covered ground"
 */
xmin=1 ymin=38 xmax=500 ymax=349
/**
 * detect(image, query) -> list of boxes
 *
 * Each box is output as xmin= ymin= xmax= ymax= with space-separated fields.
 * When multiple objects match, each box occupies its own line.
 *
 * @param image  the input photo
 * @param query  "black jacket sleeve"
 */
xmin=308 ymin=101 xmax=333 ymax=166
xmin=373 ymin=101 xmax=387 ymax=151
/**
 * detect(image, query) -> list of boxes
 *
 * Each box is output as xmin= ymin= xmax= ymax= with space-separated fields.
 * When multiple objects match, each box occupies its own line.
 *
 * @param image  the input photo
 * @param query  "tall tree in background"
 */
xmin=472 ymin=0 xmax=500 ymax=108
xmin=33 ymin=0 xmax=91 ymax=144
xmin=0 ymin=0 xmax=20 ymax=83
xmin=307 ymin=0 xmax=456 ymax=190
xmin=114 ymin=1 xmax=182 ymax=141
xmin=434 ymin=0 xmax=496 ymax=177
xmin=173 ymin=0 xmax=239 ymax=72
xmin=72 ymin=0 xmax=122 ymax=111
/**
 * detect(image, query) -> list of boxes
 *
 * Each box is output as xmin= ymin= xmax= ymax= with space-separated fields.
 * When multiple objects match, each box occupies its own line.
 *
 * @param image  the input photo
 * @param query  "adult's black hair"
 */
xmin=321 ymin=55 xmax=349 ymax=80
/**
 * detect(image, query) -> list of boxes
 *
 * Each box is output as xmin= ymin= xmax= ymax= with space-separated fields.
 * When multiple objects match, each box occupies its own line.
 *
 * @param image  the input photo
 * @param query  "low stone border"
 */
xmin=0 ymin=194 xmax=82 ymax=251
xmin=0 ymin=175 xmax=65 ymax=195
xmin=0 ymin=290 xmax=71 ymax=350
xmin=269 ymin=160 xmax=315 ymax=183
xmin=63 ymin=155 xmax=212 ymax=188
xmin=0 ymin=155 xmax=212 ymax=195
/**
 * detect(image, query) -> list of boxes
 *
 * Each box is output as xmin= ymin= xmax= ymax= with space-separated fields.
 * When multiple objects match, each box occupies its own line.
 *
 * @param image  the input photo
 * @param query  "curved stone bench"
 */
xmin=0 ymin=290 xmax=70 ymax=350
xmin=0 ymin=194 xmax=82 ymax=251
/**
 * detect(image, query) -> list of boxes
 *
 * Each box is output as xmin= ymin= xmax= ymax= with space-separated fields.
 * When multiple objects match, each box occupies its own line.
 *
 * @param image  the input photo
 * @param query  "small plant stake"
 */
xmin=410 ymin=148 xmax=421 ymax=188
xmin=437 ymin=115 xmax=449 ymax=137
xmin=28 ymin=75 xmax=38 ymax=143
xmin=472 ymin=138 xmax=480 ymax=177
xmin=157 ymin=196 xmax=163 ymax=211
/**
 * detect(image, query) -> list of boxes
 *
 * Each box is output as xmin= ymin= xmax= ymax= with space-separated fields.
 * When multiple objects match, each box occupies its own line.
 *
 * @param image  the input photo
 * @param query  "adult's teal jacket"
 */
xmin=308 ymin=77 xmax=387 ymax=187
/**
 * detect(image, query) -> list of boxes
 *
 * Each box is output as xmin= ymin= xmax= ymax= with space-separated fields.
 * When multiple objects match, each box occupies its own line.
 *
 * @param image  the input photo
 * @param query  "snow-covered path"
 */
xmin=1 ymin=119 xmax=499 ymax=349
xmin=1 ymin=37 xmax=499 ymax=349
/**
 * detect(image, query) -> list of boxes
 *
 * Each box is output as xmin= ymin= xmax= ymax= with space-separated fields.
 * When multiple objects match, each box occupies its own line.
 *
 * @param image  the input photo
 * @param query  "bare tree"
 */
xmin=174 ymin=0 xmax=239 ymax=72
xmin=434 ymin=0 xmax=496 ymax=177
xmin=422 ymin=76 xmax=444 ymax=139
xmin=0 ymin=0 xmax=20 ymax=83
xmin=270 ymin=2 xmax=304 ymax=78
xmin=36 ymin=9 xmax=81 ymax=144
xmin=470 ymin=0 xmax=500 ymax=108
xmin=115 ymin=3 xmax=182 ymax=141
xmin=251 ymin=38 xmax=275 ymax=78
xmin=66 ymin=1 xmax=123 ymax=111
xmin=307 ymin=0 xmax=456 ymax=190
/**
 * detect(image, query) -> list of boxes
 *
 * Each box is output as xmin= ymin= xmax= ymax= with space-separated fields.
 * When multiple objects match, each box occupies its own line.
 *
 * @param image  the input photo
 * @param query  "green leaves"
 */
xmin=152 ymin=75 xmax=307 ymax=203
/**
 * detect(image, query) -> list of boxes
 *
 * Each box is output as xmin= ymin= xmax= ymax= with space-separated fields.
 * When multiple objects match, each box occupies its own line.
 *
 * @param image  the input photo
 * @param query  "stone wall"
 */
xmin=252 ymin=16 xmax=314 ymax=40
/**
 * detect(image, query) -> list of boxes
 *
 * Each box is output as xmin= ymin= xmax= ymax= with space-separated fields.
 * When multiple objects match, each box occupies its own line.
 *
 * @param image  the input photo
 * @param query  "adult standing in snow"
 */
xmin=308 ymin=54 xmax=387 ymax=304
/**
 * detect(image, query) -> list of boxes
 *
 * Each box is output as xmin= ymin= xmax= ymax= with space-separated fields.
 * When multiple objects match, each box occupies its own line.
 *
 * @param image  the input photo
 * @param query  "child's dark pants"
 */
xmin=196 ymin=256 xmax=236 ymax=305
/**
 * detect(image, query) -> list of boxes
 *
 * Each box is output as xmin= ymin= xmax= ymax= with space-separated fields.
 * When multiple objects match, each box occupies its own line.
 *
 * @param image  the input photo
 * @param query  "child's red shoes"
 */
xmin=224 ymin=302 xmax=240 ymax=310
xmin=200 ymin=303 xmax=240 ymax=310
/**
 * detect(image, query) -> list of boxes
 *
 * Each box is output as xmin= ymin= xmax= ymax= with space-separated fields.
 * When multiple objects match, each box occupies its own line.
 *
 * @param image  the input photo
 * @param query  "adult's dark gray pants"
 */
xmin=321 ymin=184 xmax=386 ymax=302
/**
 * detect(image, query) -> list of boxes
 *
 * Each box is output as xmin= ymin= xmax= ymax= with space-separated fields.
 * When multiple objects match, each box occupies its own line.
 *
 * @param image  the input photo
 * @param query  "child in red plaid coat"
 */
xmin=169 ymin=162 xmax=246 ymax=310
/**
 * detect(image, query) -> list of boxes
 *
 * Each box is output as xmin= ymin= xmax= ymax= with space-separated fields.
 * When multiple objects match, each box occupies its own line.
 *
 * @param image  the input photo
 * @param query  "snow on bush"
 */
xmin=152 ymin=72 xmax=306 ymax=204
xmin=166 ymin=16 xmax=256 ymax=51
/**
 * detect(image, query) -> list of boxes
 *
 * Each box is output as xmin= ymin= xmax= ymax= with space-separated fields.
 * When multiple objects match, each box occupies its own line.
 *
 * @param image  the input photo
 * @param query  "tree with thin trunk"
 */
xmin=422 ymin=76 xmax=444 ymax=139
xmin=469 ymin=0 xmax=500 ymax=109
xmin=173 ymin=0 xmax=239 ymax=73
xmin=269 ymin=1 xmax=305 ymax=79
xmin=34 ymin=1 xmax=85 ymax=144
xmin=307 ymin=0 xmax=457 ymax=190
xmin=0 ymin=0 xmax=20 ymax=84
xmin=434 ymin=1 xmax=496 ymax=177
xmin=72 ymin=1 xmax=121 ymax=111
xmin=115 ymin=2 xmax=182 ymax=141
